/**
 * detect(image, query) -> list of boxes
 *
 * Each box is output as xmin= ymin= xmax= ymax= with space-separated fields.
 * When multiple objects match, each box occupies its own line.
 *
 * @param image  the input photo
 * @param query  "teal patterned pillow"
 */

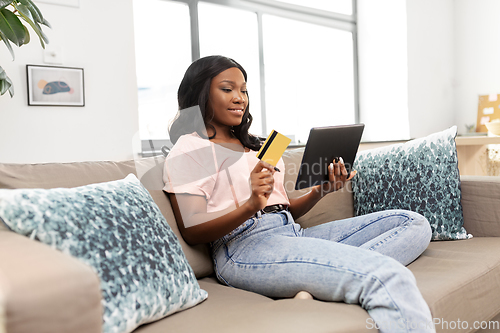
xmin=352 ymin=126 xmax=471 ymax=240
xmin=0 ymin=174 xmax=207 ymax=333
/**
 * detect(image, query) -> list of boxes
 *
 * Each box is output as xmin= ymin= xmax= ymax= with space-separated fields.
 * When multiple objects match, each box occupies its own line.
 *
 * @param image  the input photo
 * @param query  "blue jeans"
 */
xmin=211 ymin=209 xmax=435 ymax=333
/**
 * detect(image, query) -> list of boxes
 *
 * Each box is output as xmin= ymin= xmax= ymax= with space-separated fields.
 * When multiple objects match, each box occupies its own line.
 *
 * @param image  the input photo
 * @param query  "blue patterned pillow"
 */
xmin=352 ymin=126 xmax=471 ymax=240
xmin=0 ymin=174 xmax=207 ymax=333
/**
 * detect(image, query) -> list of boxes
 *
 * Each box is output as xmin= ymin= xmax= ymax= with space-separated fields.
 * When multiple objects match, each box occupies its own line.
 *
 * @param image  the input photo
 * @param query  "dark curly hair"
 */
xmin=169 ymin=55 xmax=262 ymax=151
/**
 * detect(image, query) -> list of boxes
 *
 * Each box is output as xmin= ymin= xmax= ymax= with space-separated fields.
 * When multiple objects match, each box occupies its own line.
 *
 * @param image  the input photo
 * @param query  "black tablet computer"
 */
xmin=295 ymin=124 xmax=365 ymax=190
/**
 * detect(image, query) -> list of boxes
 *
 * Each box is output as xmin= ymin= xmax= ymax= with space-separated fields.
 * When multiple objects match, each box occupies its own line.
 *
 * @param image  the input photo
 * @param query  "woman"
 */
xmin=163 ymin=55 xmax=435 ymax=333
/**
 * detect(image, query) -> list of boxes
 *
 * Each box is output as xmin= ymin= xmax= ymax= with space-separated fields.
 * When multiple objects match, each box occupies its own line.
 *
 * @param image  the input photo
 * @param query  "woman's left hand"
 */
xmin=314 ymin=157 xmax=356 ymax=197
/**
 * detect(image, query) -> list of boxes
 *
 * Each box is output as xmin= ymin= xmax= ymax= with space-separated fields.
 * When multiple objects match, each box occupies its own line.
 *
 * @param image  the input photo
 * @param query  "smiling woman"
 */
xmin=162 ymin=55 xmax=436 ymax=333
xmin=207 ymin=68 xmax=248 ymax=136
xmin=170 ymin=55 xmax=262 ymax=152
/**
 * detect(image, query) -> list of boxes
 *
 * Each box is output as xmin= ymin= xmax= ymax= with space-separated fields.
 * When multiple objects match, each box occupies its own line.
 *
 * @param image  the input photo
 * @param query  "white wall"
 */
xmin=406 ymin=0 xmax=456 ymax=139
xmin=407 ymin=0 xmax=500 ymax=138
xmin=358 ymin=0 xmax=410 ymax=142
xmin=359 ymin=0 xmax=459 ymax=141
xmin=454 ymin=0 xmax=500 ymax=134
xmin=0 ymin=0 xmax=139 ymax=164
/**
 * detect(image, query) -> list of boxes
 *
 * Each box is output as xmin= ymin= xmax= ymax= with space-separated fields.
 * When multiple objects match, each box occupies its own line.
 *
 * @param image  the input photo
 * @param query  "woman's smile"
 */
xmin=228 ymin=107 xmax=244 ymax=116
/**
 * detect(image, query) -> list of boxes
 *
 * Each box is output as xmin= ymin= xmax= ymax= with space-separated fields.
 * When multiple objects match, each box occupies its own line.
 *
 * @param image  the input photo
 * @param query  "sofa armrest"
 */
xmin=461 ymin=175 xmax=500 ymax=237
xmin=0 ymin=230 xmax=102 ymax=333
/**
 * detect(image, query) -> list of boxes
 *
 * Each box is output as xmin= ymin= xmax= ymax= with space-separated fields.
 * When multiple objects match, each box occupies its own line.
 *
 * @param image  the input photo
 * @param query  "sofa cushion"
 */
xmin=134 ymin=156 xmax=214 ymax=278
xmin=282 ymin=148 xmax=355 ymax=228
xmin=134 ymin=277 xmax=373 ymax=333
xmin=352 ymin=126 xmax=470 ymax=240
xmin=133 ymin=238 xmax=500 ymax=333
xmin=0 ymin=157 xmax=214 ymax=279
xmin=0 ymin=230 xmax=103 ymax=333
xmin=460 ymin=175 xmax=500 ymax=237
xmin=0 ymin=174 xmax=207 ymax=333
xmin=409 ymin=237 xmax=500 ymax=329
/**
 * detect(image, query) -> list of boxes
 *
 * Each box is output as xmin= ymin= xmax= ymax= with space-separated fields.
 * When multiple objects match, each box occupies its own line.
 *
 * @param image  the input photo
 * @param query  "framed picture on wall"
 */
xmin=26 ymin=65 xmax=85 ymax=107
xmin=476 ymin=94 xmax=500 ymax=132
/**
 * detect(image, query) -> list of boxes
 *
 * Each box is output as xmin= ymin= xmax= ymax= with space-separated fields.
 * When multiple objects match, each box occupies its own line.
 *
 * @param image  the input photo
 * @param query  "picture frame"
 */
xmin=34 ymin=0 xmax=79 ymax=8
xmin=26 ymin=65 xmax=85 ymax=107
xmin=476 ymin=94 xmax=500 ymax=132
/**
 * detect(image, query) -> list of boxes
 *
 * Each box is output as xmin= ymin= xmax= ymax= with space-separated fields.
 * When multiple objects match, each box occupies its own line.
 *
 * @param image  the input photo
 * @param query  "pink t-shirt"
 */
xmin=163 ymin=132 xmax=290 ymax=213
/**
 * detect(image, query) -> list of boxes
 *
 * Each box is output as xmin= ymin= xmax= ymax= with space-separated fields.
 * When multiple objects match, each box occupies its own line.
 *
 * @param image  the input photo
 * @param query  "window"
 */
xmin=133 ymin=0 xmax=359 ymax=151
xmin=132 ymin=0 xmax=191 ymax=141
xmin=272 ymin=0 xmax=352 ymax=15
xmin=198 ymin=2 xmax=263 ymax=135
xmin=262 ymin=14 xmax=354 ymax=144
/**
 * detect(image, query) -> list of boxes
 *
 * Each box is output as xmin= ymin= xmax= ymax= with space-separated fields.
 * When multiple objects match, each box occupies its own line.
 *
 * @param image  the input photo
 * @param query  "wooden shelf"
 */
xmin=455 ymin=136 xmax=500 ymax=176
xmin=455 ymin=135 xmax=500 ymax=146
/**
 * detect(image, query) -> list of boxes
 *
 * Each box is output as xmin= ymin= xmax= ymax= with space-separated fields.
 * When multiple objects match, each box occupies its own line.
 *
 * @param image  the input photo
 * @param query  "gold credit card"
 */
xmin=257 ymin=130 xmax=292 ymax=167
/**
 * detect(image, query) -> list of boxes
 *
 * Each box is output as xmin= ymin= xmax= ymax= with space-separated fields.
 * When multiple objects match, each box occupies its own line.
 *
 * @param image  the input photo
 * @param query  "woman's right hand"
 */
xmin=246 ymin=160 xmax=275 ymax=213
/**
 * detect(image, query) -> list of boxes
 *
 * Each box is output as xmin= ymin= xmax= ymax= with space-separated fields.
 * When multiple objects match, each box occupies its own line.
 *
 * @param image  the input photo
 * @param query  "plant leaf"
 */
xmin=0 ymin=66 xmax=7 ymax=95
xmin=22 ymin=22 xmax=29 ymax=44
xmin=0 ymin=66 xmax=13 ymax=97
xmin=6 ymin=74 xmax=14 ymax=97
xmin=0 ymin=8 xmax=27 ymax=46
xmin=19 ymin=0 xmax=42 ymax=24
xmin=0 ymin=80 xmax=6 ymax=95
xmin=0 ymin=65 xmax=6 ymax=80
xmin=0 ymin=0 xmax=11 ymax=10
xmin=34 ymin=20 xmax=48 ymax=43
xmin=22 ymin=0 xmax=50 ymax=28
xmin=15 ymin=3 xmax=47 ymax=47
xmin=41 ymin=17 xmax=50 ymax=28
xmin=0 ymin=28 xmax=14 ymax=60
xmin=0 ymin=76 xmax=12 ymax=96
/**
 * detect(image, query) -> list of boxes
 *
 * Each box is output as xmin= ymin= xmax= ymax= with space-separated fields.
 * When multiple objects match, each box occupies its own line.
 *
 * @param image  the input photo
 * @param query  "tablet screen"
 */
xmin=295 ymin=124 xmax=364 ymax=190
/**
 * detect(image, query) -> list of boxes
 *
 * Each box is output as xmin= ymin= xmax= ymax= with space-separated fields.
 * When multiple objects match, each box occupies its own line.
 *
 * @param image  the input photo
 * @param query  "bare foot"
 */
xmin=293 ymin=291 xmax=313 ymax=300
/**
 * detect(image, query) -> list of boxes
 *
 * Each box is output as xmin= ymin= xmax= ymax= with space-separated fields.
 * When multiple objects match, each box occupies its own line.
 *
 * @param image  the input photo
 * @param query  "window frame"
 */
xmin=140 ymin=0 xmax=359 ymax=155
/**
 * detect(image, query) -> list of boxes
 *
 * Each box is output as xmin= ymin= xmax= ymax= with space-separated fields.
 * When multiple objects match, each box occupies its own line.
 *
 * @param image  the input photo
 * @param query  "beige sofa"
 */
xmin=1 ymin=148 xmax=500 ymax=333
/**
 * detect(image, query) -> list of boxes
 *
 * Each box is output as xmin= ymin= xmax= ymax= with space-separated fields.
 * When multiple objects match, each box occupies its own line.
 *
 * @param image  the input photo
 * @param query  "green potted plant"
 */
xmin=0 ymin=0 xmax=50 ymax=97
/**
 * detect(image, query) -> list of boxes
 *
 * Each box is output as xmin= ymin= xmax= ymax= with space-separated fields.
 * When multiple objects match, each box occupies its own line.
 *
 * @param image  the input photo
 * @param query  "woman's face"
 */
xmin=207 ymin=67 xmax=248 ymax=129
